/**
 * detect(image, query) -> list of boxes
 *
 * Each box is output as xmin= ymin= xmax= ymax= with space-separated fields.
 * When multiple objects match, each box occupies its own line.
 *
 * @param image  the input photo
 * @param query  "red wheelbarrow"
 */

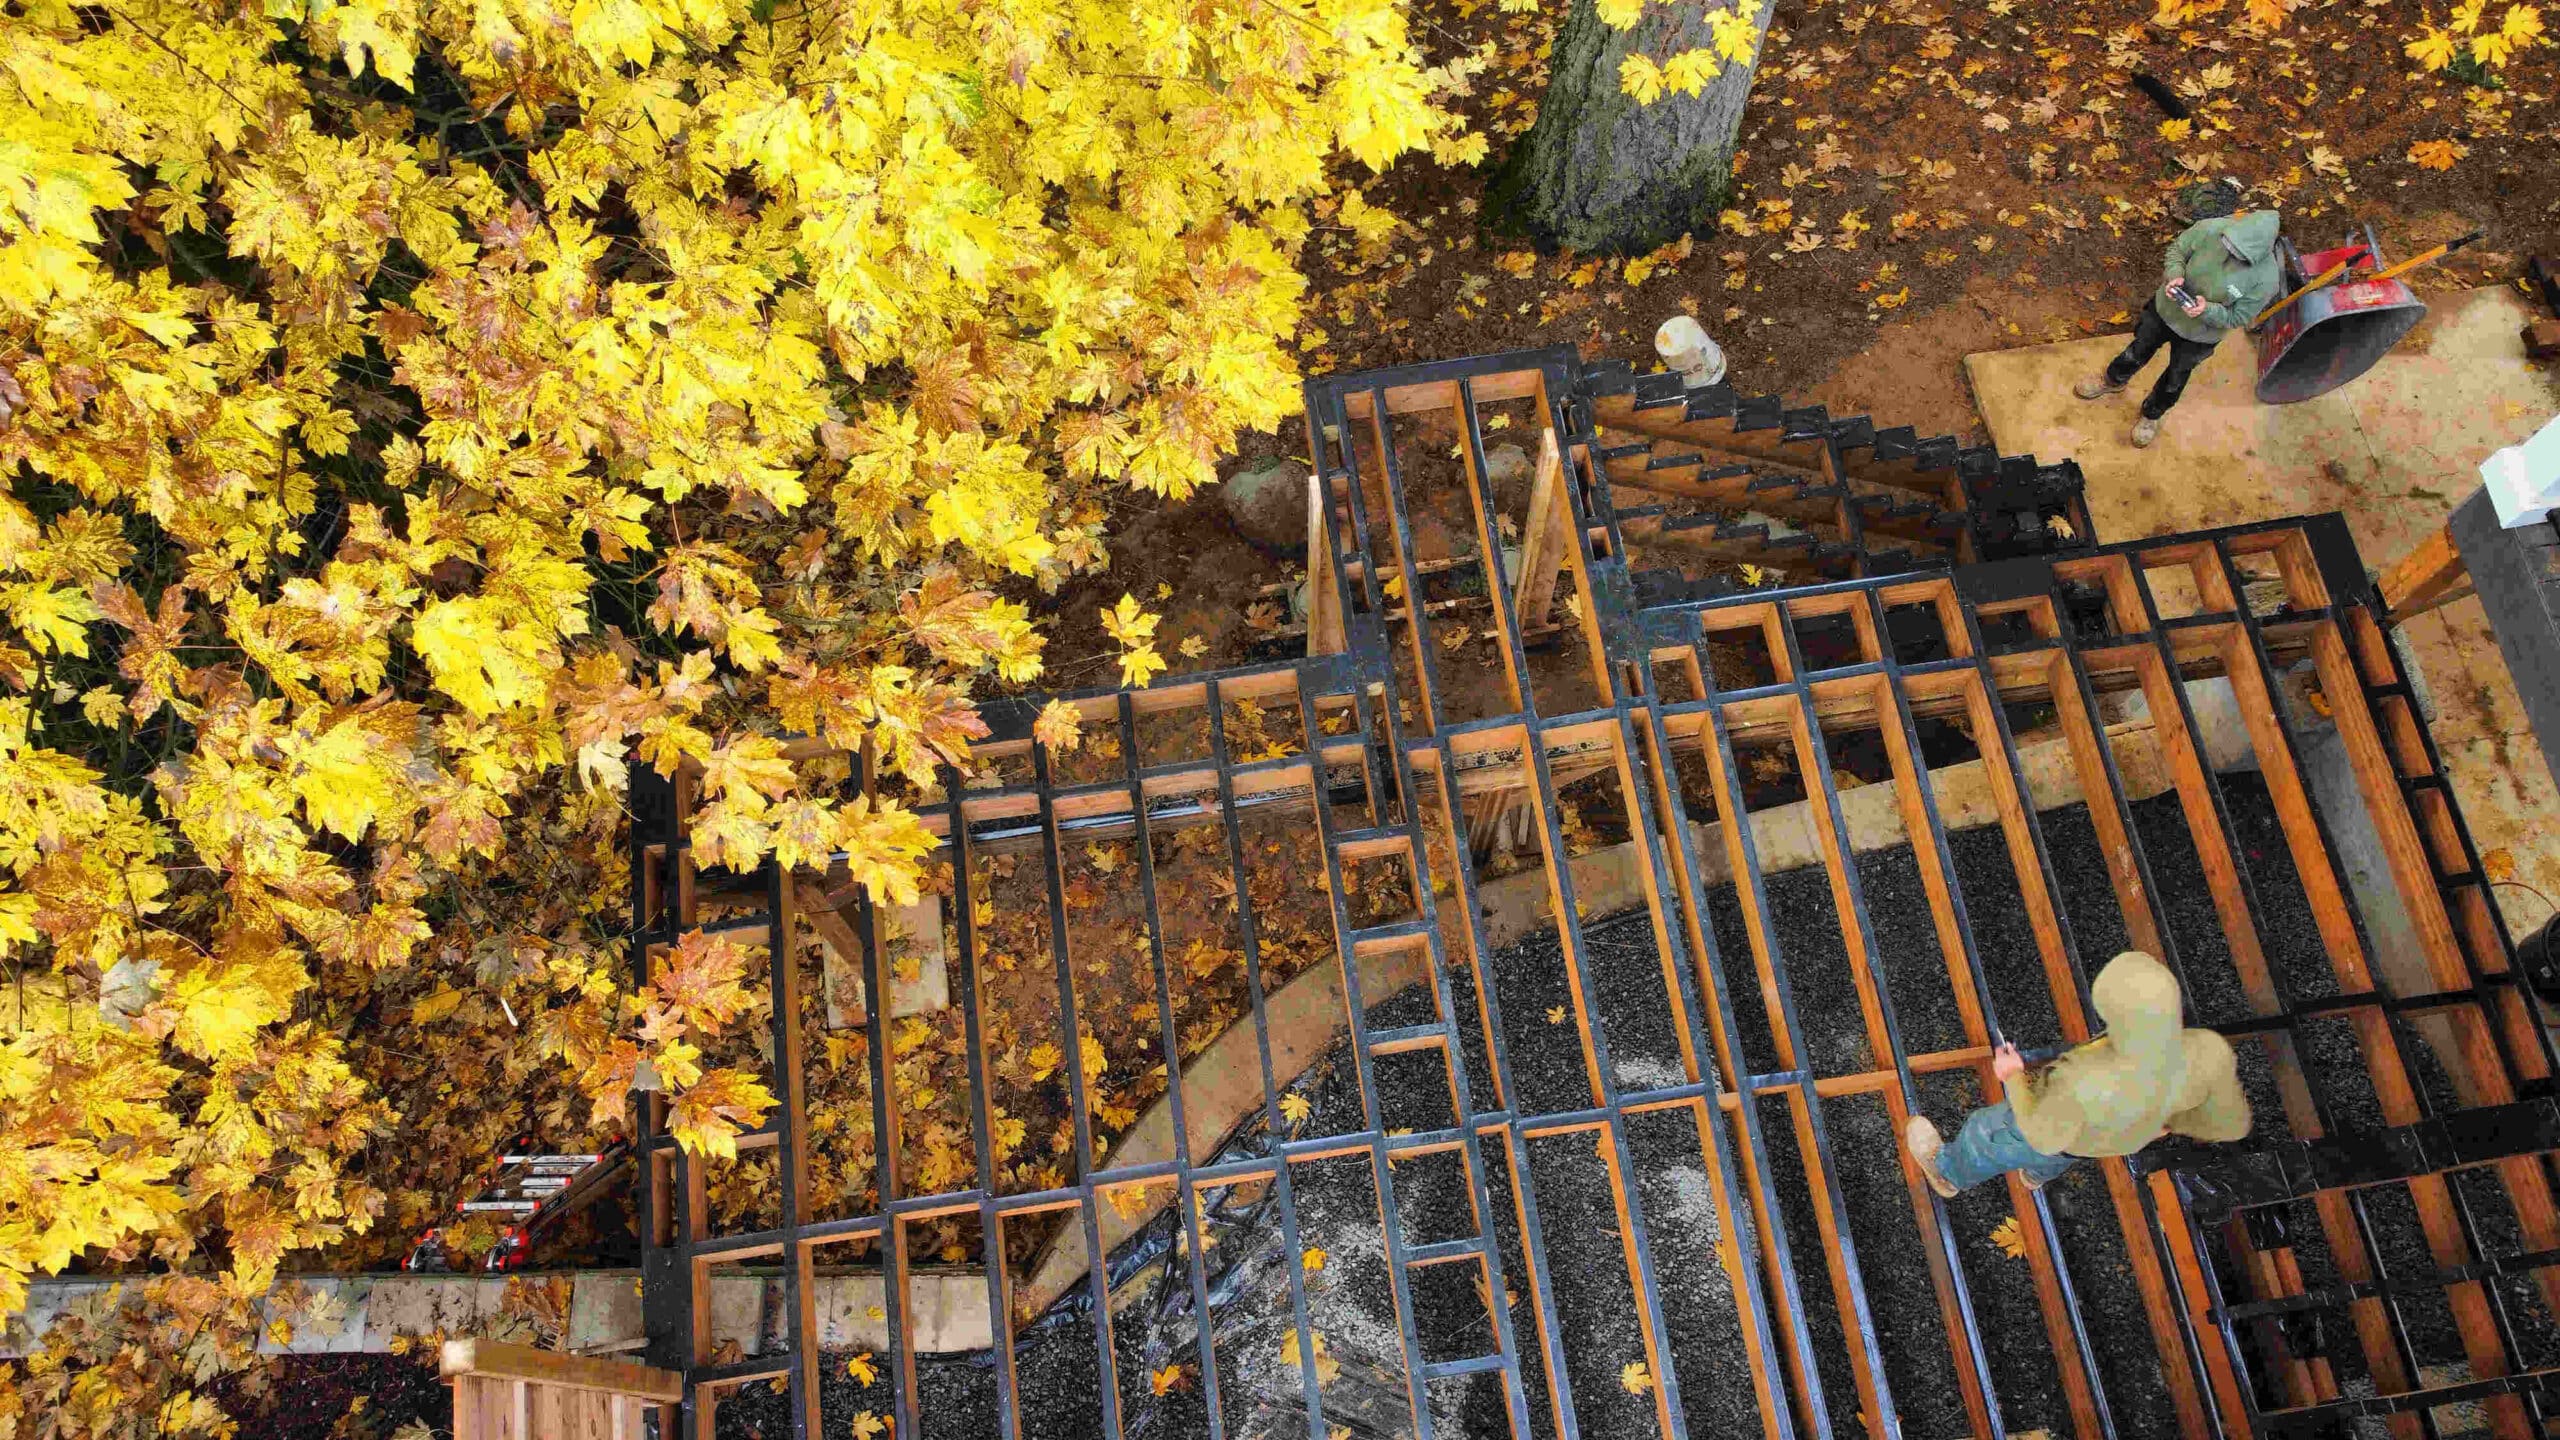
xmin=2252 ymin=226 xmax=2423 ymax=403
xmin=2251 ymin=225 xmax=2474 ymax=404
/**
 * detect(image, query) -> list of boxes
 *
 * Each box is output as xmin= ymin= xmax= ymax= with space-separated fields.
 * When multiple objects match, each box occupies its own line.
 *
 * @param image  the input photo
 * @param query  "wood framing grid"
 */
xmin=630 ymin=349 xmax=2560 ymax=1440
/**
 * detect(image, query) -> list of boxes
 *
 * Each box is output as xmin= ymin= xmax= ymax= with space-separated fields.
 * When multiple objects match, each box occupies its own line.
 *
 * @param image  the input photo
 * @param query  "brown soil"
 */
xmin=1036 ymin=0 xmax=2556 ymax=688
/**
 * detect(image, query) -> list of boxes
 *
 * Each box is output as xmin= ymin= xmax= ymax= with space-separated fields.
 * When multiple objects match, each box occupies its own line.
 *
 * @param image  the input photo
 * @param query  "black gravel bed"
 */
xmin=2034 ymin=802 xmax=2137 ymax=967
xmin=1818 ymin=1091 xmax=1971 ymax=1440
xmin=1521 ymin=1129 xmax=1664 ymax=1439
xmin=1476 ymin=1138 xmax=1563 ymax=1438
xmin=1474 ymin=903 xmax=1614 ymax=1114
xmin=1576 ymin=910 xmax=1708 ymax=1097
xmin=1623 ymin=1106 xmax=1768 ymax=1438
xmin=1752 ymin=1091 xmax=1869 ymax=1440
xmin=1367 ymin=980 xmax=1464 ymax=1134
xmin=1917 ymin=1068 xmax=2068 ymax=1440
xmin=2036 ymin=1161 xmax=2183 ymax=1439
xmin=1576 ymin=909 xmax=1695 ymax=1099
xmin=2215 ymin=770 xmax=2353 ymax=1006
xmin=1945 ymin=818 xmax=2065 ymax=1049
xmin=2124 ymin=790 xmax=2260 ymax=1028
xmin=1294 ymin=1153 xmax=1424 ymax=1438
xmin=1759 ymin=862 xmax=1876 ymax=1079
xmin=1438 ymin=951 xmax=1508 ymax=1118
xmin=2358 ymin=1181 xmax=2470 ymax=1374
xmin=2291 ymin=1013 xmax=2388 ymax=1133
xmin=2447 ymin=1163 xmax=2560 ymax=1371
xmin=1701 ymin=876 xmax=1786 ymax=1075
xmin=1852 ymin=846 xmax=1970 ymax=1059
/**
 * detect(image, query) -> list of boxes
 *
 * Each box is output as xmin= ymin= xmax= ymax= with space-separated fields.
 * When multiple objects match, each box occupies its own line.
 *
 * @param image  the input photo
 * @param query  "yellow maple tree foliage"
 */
xmin=0 ymin=0 xmax=1468 ymax=1425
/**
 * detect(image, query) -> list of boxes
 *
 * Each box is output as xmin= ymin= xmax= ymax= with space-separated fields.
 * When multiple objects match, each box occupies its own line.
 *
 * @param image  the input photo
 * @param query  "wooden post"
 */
xmin=1305 ymin=448 xmax=1348 ymax=656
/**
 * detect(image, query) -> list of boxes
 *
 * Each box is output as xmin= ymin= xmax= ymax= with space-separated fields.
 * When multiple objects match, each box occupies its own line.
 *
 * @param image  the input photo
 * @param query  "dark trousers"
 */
xmin=2105 ymin=300 xmax=2223 ymax=419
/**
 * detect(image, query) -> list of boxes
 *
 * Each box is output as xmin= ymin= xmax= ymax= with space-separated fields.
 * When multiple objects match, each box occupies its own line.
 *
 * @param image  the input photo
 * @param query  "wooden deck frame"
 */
xmin=441 ymin=1339 xmax=681 ymax=1440
xmin=630 ymin=348 xmax=2560 ymax=1440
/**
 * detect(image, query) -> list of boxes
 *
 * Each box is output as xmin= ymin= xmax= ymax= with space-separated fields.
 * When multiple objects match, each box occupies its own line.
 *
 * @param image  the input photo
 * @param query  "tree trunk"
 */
xmin=1494 ymin=0 xmax=1776 ymax=254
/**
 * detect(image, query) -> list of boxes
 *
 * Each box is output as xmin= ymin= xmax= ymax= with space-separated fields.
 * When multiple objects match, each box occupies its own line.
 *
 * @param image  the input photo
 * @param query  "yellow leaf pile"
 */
xmin=0 ymin=0 xmax=1466 ymax=1409
xmin=2407 ymin=0 xmax=2545 ymax=69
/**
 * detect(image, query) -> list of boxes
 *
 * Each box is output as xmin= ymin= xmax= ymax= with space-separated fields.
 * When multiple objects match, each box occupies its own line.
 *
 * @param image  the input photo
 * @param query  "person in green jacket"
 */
xmin=2073 ymin=209 xmax=2285 ymax=449
xmin=1904 ymin=950 xmax=2252 ymax=1196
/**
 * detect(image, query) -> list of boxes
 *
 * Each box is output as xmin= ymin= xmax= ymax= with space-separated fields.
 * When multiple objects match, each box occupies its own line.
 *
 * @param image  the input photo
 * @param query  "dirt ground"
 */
xmin=1042 ymin=0 xmax=2556 ymax=678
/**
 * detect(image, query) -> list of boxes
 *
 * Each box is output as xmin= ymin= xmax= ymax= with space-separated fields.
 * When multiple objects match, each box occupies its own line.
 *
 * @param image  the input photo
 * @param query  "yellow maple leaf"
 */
xmin=2406 ymin=139 xmax=2468 ymax=171
xmin=1622 ymin=1360 xmax=1654 ymax=1393
xmin=846 ymin=1352 xmax=878 ymax=1385
xmin=1279 ymin=1091 xmax=1313 ymax=1127
xmin=1027 ymin=1041 xmax=1063 ymax=1082
xmin=1119 ymin=644 xmax=1168 ymax=689
xmin=1101 ymin=594 xmax=1161 ymax=647
xmin=851 ymin=1412 xmax=885 ymax=1439
xmin=2156 ymin=118 xmax=2193 ymax=143
xmin=1151 ymin=1364 xmax=1186 ymax=1394
xmin=1280 ymin=1327 xmax=1341 ymax=1384
xmin=2406 ymin=26 xmax=2461 ymax=66
xmin=1546 ymin=1005 xmax=1567 ymax=1025
xmin=1618 ymin=54 xmax=1666 ymax=104
xmin=1034 ymin=699 xmax=1085 ymax=754
xmin=1303 ymin=1246 xmax=1327 ymax=1273
xmin=1990 ymin=1215 xmax=2027 ymax=1258
xmin=411 ymin=987 xmax=463 ymax=1024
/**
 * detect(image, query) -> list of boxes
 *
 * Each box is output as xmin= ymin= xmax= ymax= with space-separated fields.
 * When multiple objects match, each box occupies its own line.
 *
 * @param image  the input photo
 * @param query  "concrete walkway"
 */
xmin=5 ymin=1269 xmax=992 ymax=1359
xmin=1965 ymin=284 xmax=2560 ymax=931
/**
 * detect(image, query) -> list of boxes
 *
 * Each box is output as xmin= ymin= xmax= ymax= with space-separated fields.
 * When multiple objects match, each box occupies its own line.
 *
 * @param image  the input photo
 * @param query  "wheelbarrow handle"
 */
xmin=2252 ymin=248 xmax=2369 ymax=328
xmin=2363 ymin=228 xmax=2487 ymax=287
xmin=2248 ymin=228 xmax=2487 ymax=328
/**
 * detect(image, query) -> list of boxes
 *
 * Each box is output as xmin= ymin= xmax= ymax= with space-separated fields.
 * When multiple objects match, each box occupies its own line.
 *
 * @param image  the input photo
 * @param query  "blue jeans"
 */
xmin=1940 ymin=1102 xmax=2078 ymax=1191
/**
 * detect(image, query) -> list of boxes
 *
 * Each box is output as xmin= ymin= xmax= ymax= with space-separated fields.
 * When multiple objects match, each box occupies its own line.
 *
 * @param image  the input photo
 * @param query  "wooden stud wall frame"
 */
xmin=630 ymin=349 xmax=2560 ymax=1440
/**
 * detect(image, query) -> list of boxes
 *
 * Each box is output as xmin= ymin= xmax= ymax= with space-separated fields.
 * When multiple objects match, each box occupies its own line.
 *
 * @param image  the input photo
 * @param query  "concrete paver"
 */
xmin=1966 ymin=284 xmax=2560 ymax=926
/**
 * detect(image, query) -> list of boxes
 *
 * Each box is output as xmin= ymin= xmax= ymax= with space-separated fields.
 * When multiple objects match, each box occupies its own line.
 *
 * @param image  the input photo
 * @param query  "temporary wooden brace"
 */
xmin=1512 ymin=429 xmax=1573 ymax=629
xmin=440 ymin=1339 xmax=679 ymax=1440
xmin=2374 ymin=517 xmax=2474 ymax=621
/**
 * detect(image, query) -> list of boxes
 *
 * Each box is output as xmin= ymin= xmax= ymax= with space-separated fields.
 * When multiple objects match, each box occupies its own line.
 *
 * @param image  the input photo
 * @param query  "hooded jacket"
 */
xmin=2009 ymin=951 xmax=2251 ymax=1157
xmin=2157 ymin=209 xmax=2284 ymax=344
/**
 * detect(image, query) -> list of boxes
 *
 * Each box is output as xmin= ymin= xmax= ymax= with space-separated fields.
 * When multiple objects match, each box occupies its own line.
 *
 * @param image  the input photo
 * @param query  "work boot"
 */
xmin=2131 ymin=415 xmax=2162 ymax=448
xmin=1904 ymin=1116 xmax=1960 ymax=1199
xmin=2073 ymin=374 xmax=2124 ymax=401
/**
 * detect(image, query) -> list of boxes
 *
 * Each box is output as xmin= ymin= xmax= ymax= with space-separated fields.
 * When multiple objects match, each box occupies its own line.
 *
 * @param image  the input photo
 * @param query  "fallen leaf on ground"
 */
xmin=1280 ymin=1091 xmax=1312 ymax=1127
xmin=1991 ymin=1215 xmax=2028 ymax=1257
xmin=2407 ymin=138 xmax=2467 ymax=169
xmin=1547 ymin=1005 xmax=1567 ymax=1024
xmin=846 ymin=1353 xmax=878 ymax=1385
xmin=1622 ymin=1360 xmax=1654 ymax=1393
xmin=1304 ymin=1246 xmax=1327 ymax=1273
xmin=1151 ymin=1365 xmax=1186 ymax=1395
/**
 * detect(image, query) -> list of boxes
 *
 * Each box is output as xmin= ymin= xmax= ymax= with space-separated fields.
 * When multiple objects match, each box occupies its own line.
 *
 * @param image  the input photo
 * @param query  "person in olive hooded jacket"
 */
xmin=2074 ymin=208 xmax=2285 ymax=449
xmin=1904 ymin=950 xmax=2251 ymax=1196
